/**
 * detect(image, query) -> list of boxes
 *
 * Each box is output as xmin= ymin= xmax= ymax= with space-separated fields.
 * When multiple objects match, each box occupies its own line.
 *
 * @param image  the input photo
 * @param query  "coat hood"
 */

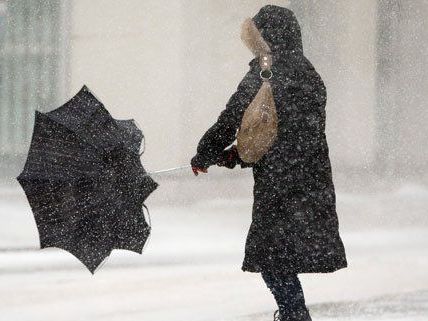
xmin=249 ymin=5 xmax=303 ymax=55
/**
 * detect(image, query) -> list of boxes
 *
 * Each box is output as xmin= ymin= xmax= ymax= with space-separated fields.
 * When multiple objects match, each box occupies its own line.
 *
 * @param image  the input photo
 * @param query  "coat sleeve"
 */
xmin=191 ymin=62 xmax=262 ymax=168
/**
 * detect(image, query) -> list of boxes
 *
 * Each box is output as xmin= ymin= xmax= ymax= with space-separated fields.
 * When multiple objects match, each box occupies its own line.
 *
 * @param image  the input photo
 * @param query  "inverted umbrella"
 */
xmin=17 ymin=85 xmax=158 ymax=273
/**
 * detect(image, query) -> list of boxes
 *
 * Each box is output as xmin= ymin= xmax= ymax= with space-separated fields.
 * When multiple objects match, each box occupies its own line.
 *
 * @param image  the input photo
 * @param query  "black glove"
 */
xmin=217 ymin=145 xmax=240 ymax=169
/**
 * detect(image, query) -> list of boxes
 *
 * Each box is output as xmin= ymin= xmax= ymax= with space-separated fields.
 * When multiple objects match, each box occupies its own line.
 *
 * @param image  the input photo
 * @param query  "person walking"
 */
xmin=191 ymin=5 xmax=347 ymax=321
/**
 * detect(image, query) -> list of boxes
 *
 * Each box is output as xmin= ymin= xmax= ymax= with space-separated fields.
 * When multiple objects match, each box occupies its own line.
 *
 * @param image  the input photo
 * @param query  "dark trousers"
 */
xmin=261 ymin=271 xmax=311 ymax=321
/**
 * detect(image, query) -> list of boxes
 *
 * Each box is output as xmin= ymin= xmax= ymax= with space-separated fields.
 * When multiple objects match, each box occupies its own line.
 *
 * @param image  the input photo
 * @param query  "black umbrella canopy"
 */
xmin=17 ymin=85 xmax=158 ymax=273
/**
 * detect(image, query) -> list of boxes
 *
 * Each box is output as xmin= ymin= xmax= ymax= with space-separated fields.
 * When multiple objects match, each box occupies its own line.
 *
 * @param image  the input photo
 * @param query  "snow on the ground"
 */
xmin=0 ymin=183 xmax=428 ymax=321
xmin=233 ymin=290 xmax=428 ymax=321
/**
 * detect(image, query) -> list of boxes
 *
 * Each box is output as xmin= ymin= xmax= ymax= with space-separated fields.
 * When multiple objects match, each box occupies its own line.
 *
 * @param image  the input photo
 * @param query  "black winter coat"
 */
xmin=191 ymin=5 xmax=347 ymax=274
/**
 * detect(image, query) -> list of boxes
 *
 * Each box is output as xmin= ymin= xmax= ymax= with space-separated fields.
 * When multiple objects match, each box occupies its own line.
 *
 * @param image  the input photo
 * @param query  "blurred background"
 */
xmin=0 ymin=1 xmax=427 ymax=321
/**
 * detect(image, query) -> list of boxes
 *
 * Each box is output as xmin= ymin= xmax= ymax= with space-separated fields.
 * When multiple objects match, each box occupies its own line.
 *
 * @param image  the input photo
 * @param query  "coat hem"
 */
xmin=241 ymin=261 xmax=348 ymax=274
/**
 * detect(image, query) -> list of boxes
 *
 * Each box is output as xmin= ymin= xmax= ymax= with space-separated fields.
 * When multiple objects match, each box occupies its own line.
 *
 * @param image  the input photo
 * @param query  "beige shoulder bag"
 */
xmin=236 ymin=18 xmax=278 ymax=163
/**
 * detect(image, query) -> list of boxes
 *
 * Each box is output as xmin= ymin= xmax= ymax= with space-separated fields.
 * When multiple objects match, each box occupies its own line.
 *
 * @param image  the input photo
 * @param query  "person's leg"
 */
xmin=261 ymin=270 xmax=311 ymax=321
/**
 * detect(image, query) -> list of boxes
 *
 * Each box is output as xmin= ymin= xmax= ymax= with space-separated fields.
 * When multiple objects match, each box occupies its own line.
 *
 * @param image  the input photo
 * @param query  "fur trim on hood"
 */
xmin=240 ymin=18 xmax=271 ymax=57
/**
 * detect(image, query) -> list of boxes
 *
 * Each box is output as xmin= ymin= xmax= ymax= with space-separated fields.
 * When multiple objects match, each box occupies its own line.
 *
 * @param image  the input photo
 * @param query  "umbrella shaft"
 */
xmin=147 ymin=165 xmax=191 ymax=175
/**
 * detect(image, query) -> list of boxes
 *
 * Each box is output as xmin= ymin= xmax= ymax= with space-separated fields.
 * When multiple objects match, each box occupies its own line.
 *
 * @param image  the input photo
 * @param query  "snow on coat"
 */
xmin=191 ymin=5 xmax=347 ymax=274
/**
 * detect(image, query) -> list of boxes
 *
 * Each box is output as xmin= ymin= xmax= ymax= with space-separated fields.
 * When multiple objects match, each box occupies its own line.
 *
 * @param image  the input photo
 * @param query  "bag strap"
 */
xmin=259 ymin=53 xmax=273 ymax=81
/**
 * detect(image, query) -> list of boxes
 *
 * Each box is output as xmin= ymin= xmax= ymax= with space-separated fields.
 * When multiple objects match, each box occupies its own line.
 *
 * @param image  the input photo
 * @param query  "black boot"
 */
xmin=282 ymin=309 xmax=312 ymax=321
xmin=273 ymin=309 xmax=312 ymax=321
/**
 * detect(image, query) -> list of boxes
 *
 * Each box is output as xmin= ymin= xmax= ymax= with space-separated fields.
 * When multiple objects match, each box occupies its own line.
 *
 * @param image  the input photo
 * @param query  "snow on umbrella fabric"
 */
xmin=17 ymin=85 xmax=158 ymax=273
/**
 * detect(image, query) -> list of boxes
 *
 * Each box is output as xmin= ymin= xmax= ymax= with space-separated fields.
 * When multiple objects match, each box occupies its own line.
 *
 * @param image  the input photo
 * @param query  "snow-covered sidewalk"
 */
xmin=1 ymin=227 xmax=427 ymax=321
xmin=236 ymin=290 xmax=428 ymax=321
xmin=1 ymin=185 xmax=428 ymax=321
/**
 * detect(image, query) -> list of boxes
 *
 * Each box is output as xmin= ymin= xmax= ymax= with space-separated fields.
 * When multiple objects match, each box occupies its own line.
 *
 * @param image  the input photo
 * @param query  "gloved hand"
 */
xmin=192 ymin=166 xmax=208 ymax=176
xmin=191 ymin=154 xmax=209 ymax=176
xmin=217 ymin=145 xmax=240 ymax=169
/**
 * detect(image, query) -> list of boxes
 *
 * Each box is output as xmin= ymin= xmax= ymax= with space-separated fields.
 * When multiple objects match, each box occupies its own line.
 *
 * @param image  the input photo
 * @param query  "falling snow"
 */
xmin=0 ymin=1 xmax=427 ymax=321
